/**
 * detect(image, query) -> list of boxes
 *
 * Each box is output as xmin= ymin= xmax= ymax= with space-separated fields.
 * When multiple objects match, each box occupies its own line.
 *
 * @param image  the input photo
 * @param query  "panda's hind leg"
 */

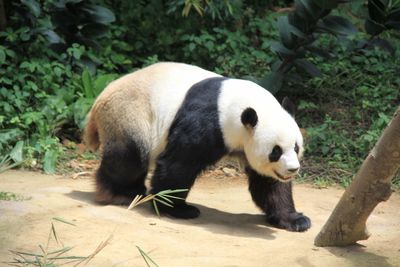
xmin=95 ymin=139 xmax=149 ymax=205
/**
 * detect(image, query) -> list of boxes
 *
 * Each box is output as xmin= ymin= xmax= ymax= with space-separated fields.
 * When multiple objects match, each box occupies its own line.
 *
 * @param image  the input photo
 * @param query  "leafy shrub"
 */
xmin=285 ymin=34 xmax=400 ymax=185
xmin=1 ymin=0 xmax=399 ymax=189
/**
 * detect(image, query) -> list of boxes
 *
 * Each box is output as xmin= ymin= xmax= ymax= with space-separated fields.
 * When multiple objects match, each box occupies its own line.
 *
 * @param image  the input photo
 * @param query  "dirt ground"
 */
xmin=1 ymin=170 xmax=399 ymax=267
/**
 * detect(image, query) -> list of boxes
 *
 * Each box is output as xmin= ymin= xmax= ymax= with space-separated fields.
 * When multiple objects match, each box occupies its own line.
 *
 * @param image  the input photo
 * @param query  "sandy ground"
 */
xmin=0 ymin=170 xmax=399 ymax=267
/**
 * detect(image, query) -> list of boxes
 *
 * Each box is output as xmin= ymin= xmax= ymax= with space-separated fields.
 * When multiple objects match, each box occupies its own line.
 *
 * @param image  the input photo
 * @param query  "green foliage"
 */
xmin=365 ymin=0 xmax=400 ymax=36
xmin=1 ymin=0 xmax=399 ymax=189
xmin=7 ymin=218 xmax=110 ymax=266
xmin=262 ymin=0 xmax=357 ymax=93
xmin=287 ymin=35 xmax=400 ymax=186
xmin=180 ymin=14 xmax=278 ymax=77
xmin=0 ymin=1 xmax=117 ymax=173
xmin=0 ymin=191 xmax=31 ymax=201
xmin=167 ymin=0 xmax=241 ymax=20
xmin=9 ymin=0 xmax=115 ymax=53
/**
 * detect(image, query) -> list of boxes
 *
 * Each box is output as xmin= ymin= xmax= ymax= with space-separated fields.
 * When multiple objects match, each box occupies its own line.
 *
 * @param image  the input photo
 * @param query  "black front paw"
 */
xmin=157 ymin=203 xmax=200 ymax=219
xmin=267 ymin=212 xmax=311 ymax=232
xmin=287 ymin=212 xmax=311 ymax=232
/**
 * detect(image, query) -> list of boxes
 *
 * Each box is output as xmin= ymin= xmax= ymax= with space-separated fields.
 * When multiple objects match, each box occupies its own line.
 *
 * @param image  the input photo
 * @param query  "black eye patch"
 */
xmin=294 ymin=143 xmax=299 ymax=154
xmin=269 ymin=145 xmax=282 ymax=162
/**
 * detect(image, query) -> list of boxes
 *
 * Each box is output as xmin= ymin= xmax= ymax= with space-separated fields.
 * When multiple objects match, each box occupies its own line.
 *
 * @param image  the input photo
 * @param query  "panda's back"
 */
xmin=93 ymin=62 xmax=221 ymax=162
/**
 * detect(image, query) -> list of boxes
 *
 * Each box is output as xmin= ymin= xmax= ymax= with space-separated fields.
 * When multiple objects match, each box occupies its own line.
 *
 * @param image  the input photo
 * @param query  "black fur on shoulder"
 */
xmin=246 ymin=167 xmax=311 ymax=232
xmin=150 ymin=77 xmax=229 ymax=219
xmin=96 ymin=139 xmax=149 ymax=205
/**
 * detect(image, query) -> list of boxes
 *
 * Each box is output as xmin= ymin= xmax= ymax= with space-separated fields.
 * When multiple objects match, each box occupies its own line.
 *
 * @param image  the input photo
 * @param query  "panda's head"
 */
xmin=241 ymin=97 xmax=304 ymax=182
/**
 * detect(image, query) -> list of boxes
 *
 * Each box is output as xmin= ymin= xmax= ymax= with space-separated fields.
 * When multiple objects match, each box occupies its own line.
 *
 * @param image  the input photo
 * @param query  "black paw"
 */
xmin=287 ymin=212 xmax=311 ymax=232
xmin=157 ymin=203 xmax=200 ymax=219
xmin=267 ymin=212 xmax=311 ymax=232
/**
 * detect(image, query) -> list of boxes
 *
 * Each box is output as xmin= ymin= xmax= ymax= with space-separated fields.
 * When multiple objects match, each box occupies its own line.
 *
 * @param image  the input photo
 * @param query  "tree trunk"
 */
xmin=0 ymin=0 xmax=6 ymax=32
xmin=314 ymin=107 xmax=400 ymax=247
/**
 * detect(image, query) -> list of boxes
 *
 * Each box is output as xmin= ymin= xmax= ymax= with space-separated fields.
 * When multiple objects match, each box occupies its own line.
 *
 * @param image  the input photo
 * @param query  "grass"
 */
xmin=6 ymin=217 xmax=111 ymax=267
xmin=136 ymin=246 xmax=159 ymax=267
xmin=0 ymin=191 xmax=31 ymax=201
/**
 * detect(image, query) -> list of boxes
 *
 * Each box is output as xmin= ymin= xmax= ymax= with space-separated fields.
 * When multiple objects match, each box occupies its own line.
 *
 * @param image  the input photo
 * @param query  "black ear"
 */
xmin=282 ymin=97 xmax=296 ymax=118
xmin=241 ymin=107 xmax=258 ymax=128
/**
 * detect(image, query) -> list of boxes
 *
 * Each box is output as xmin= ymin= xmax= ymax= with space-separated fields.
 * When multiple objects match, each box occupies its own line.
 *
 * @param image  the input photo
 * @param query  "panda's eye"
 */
xmin=269 ymin=145 xmax=282 ymax=162
xmin=294 ymin=143 xmax=299 ymax=154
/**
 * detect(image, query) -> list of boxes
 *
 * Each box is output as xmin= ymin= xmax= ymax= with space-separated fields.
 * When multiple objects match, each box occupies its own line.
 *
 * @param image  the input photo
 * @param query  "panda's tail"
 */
xmin=83 ymin=109 xmax=100 ymax=151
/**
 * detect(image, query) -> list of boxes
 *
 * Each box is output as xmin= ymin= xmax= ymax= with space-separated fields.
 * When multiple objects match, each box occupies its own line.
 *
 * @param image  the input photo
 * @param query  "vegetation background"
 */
xmin=0 ymin=0 xmax=399 ymax=187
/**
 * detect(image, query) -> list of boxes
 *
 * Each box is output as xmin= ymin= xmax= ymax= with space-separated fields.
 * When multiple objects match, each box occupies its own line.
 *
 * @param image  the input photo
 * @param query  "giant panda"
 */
xmin=84 ymin=62 xmax=311 ymax=232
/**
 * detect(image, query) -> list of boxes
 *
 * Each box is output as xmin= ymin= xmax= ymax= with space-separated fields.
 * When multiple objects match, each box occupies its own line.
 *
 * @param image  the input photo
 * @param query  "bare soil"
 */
xmin=1 ymin=170 xmax=399 ymax=266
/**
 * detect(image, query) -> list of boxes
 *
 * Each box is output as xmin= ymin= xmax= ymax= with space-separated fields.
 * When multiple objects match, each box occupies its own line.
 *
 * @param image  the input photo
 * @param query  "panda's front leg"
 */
xmin=150 ymin=156 xmax=204 ymax=219
xmin=246 ymin=167 xmax=311 ymax=232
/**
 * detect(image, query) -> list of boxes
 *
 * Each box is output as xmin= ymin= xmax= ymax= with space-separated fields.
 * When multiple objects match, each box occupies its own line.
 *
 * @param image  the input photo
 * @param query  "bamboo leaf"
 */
xmin=52 ymin=217 xmax=76 ymax=226
xmin=51 ymin=222 xmax=59 ymax=244
xmin=155 ymin=194 xmax=174 ymax=204
xmin=128 ymin=195 xmax=143 ymax=210
xmin=136 ymin=246 xmax=159 ymax=267
xmin=153 ymin=201 xmax=160 ymax=217
xmin=128 ymin=195 xmax=155 ymax=210
xmin=48 ymin=246 xmax=74 ymax=255
xmin=154 ymin=198 xmax=174 ymax=207
xmin=162 ymin=189 xmax=188 ymax=194
xmin=159 ymin=195 xmax=185 ymax=200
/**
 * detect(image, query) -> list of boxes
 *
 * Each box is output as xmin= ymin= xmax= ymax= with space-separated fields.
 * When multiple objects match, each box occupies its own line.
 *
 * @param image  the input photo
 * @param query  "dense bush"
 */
xmin=282 ymin=34 xmax=400 ymax=185
xmin=0 ymin=0 xmax=399 ymax=187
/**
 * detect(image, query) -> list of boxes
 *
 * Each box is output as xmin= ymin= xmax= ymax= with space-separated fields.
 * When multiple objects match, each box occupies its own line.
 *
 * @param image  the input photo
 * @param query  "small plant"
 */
xmin=6 ymin=217 xmax=111 ymax=266
xmin=0 ymin=141 xmax=24 ymax=173
xmin=365 ymin=0 xmax=400 ymax=49
xmin=128 ymin=189 xmax=188 ymax=266
xmin=128 ymin=189 xmax=188 ymax=217
xmin=0 ymin=191 xmax=30 ymax=201
xmin=136 ymin=246 xmax=159 ymax=267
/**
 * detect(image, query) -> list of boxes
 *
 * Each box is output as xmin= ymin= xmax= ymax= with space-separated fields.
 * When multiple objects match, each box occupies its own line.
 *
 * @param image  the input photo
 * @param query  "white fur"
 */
xmin=218 ymin=79 xmax=304 ymax=182
xmin=143 ymin=63 xmax=220 ymax=162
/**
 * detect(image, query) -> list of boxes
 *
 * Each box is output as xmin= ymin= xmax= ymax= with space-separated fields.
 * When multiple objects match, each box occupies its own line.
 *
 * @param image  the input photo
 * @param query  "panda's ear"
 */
xmin=282 ymin=97 xmax=296 ymax=118
xmin=241 ymin=107 xmax=258 ymax=128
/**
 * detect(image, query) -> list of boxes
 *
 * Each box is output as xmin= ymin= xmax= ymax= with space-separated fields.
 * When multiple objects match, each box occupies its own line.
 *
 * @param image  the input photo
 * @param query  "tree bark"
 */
xmin=314 ymin=107 xmax=400 ymax=247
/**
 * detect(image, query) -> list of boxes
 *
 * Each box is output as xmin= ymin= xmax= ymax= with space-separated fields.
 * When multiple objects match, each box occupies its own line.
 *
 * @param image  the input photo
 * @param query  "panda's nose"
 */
xmin=288 ymin=167 xmax=299 ymax=173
